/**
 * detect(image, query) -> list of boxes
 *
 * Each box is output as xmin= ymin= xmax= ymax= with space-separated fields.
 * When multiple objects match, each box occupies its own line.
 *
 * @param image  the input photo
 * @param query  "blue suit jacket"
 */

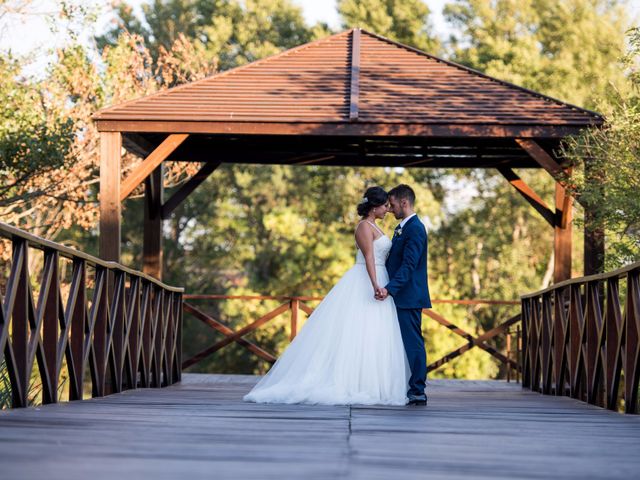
xmin=385 ymin=215 xmax=432 ymax=309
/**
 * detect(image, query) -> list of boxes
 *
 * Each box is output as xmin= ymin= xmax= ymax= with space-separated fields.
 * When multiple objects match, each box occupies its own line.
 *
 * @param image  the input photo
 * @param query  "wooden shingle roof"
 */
xmin=94 ymin=29 xmax=602 ymax=132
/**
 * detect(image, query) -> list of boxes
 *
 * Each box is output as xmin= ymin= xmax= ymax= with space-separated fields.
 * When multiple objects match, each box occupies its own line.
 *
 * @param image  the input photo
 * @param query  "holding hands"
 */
xmin=374 ymin=286 xmax=389 ymax=301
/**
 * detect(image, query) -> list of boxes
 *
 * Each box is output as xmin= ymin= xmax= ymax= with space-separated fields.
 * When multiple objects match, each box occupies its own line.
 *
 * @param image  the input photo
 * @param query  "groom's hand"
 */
xmin=376 ymin=287 xmax=389 ymax=300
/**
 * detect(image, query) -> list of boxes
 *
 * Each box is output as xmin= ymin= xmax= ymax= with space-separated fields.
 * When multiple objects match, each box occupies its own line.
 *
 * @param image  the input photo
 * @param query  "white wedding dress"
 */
xmin=243 ymin=224 xmax=410 ymax=406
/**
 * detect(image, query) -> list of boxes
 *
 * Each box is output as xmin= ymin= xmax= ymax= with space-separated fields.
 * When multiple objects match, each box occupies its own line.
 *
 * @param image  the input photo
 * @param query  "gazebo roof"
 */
xmin=95 ymin=29 xmax=601 ymax=131
xmin=93 ymin=28 xmax=603 ymax=169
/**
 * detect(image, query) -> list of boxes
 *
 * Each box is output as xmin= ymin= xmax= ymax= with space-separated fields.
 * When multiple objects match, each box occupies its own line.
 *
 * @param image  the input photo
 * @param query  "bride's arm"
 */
xmin=355 ymin=223 xmax=379 ymax=292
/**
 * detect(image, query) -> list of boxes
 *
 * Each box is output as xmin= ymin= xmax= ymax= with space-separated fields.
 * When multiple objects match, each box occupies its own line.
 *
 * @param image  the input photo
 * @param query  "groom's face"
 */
xmin=388 ymin=196 xmax=404 ymax=220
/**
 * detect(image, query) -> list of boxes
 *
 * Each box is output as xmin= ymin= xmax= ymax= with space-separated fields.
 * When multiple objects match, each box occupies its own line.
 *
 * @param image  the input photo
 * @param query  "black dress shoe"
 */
xmin=407 ymin=396 xmax=427 ymax=406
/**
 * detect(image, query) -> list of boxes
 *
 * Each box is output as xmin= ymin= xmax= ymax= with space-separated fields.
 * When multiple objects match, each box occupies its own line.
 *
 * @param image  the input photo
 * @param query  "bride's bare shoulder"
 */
xmin=354 ymin=220 xmax=374 ymax=235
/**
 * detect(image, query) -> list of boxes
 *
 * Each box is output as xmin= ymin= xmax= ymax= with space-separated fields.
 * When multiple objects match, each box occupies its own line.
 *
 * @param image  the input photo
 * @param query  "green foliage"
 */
xmin=337 ymin=0 xmax=439 ymax=52
xmin=98 ymin=0 xmax=313 ymax=70
xmin=562 ymin=27 xmax=640 ymax=268
xmin=165 ymin=163 xmax=505 ymax=378
xmin=0 ymin=56 xmax=74 ymax=204
xmin=0 ymin=360 xmax=10 ymax=409
xmin=0 ymin=359 xmax=62 ymax=409
xmin=445 ymin=0 xmax=631 ymax=110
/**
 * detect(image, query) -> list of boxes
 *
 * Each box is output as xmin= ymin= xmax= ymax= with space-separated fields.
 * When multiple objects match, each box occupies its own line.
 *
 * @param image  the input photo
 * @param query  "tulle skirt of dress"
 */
xmin=243 ymin=263 xmax=410 ymax=406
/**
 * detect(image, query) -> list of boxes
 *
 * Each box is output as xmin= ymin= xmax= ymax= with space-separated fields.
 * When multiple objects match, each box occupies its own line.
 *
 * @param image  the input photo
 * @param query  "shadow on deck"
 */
xmin=1 ymin=374 xmax=640 ymax=479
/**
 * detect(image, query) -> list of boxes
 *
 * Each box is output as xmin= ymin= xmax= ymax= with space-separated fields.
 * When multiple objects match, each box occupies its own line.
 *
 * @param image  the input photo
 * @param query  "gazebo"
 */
xmin=93 ymin=28 xmax=603 ymax=282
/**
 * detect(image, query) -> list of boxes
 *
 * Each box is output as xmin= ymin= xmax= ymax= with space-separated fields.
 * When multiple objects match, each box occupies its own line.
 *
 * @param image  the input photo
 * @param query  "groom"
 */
xmin=376 ymin=184 xmax=431 ymax=406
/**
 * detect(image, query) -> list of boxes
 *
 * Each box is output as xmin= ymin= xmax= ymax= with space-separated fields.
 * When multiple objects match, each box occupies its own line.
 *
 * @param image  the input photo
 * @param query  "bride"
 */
xmin=243 ymin=186 xmax=410 ymax=406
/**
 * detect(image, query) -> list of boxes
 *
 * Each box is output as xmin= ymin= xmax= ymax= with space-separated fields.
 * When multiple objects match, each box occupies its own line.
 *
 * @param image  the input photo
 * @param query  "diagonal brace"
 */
xmin=425 ymin=310 xmax=521 ymax=372
xmin=120 ymin=134 xmax=189 ymax=201
xmin=182 ymin=302 xmax=282 ymax=368
xmin=498 ymin=167 xmax=555 ymax=227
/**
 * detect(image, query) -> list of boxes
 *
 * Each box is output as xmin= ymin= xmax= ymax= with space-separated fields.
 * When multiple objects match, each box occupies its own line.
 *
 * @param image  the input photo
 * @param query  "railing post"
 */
xmin=290 ymin=298 xmax=299 ymax=341
xmin=42 ymin=249 xmax=59 ymax=404
xmin=624 ymin=270 xmax=640 ymax=414
xmin=521 ymin=298 xmax=530 ymax=389
xmin=507 ymin=330 xmax=512 ymax=383
xmin=516 ymin=325 xmax=521 ymax=384
xmin=10 ymin=238 xmax=29 ymax=408
xmin=0 ymin=221 xmax=183 ymax=410
xmin=520 ymin=261 xmax=640 ymax=414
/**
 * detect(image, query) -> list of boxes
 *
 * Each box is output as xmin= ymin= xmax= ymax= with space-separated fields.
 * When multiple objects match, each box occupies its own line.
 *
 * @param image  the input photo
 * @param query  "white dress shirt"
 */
xmin=399 ymin=213 xmax=417 ymax=229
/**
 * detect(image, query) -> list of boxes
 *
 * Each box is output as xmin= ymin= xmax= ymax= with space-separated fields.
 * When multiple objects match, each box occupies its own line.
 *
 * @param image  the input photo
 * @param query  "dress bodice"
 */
xmin=355 ymin=235 xmax=392 ymax=266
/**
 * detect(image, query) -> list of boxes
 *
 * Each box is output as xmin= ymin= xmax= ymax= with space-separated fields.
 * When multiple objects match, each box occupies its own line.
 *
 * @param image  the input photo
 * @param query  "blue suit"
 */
xmin=385 ymin=215 xmax=431 ymax=398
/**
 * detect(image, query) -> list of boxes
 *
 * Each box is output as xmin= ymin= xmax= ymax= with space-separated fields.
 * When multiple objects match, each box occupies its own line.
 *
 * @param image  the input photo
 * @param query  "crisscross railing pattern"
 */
xmin=183 ymin=295 xmax=521 ymax=378
xmin=521 ymin=261 xmax=640 ymax=413
xmin=0 ymin=222 xmax=183 ymax=408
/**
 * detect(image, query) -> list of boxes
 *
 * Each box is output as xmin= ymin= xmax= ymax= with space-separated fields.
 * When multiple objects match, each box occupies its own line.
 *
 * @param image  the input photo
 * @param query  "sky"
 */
xmin=0 ymin=0 xmax=452 ymax=77
xmin=0 ymin=0 xmax=637 ymax=78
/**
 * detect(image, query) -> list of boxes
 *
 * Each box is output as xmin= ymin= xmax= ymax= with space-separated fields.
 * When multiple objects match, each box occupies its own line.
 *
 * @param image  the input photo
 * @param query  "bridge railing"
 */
xmin=182 ymin=295 xmax=522 ymax=378
xmin=521 ymin=261 xmax=640 ymax=413
xmin=0 ymin=222 xmax=183 ymax=409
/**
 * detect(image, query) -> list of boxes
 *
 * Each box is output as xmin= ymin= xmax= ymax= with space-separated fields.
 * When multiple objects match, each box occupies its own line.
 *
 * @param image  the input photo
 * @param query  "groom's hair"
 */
xmin=388 ymin=184 xmax=415 ymax=206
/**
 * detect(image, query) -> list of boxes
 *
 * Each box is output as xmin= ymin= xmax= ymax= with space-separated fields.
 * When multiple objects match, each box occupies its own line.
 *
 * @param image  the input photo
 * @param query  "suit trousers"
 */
xmin=397 ymin=307 xmax=427 ymax=397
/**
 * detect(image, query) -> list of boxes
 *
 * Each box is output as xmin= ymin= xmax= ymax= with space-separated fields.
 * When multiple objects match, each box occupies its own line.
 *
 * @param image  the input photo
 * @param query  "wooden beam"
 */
xmin=516 ymin=139 xmax=565 ymax=177
xmin=99 ymin=132 xmax=122 ymax=262
xmin=497 ymin=167 xmax=554 ymax=227
xmin=143 ymin=165 xmax=163 ymax=279
xmin=120 ymin=134 xmax=188 ymax=201
xmin=122 ymin=133 xmax=155 ymax=158
xmin=349 ymin=28 xmax=361 ymax=122
xmin=516 ymin=138 xmax=574 ymax=281
xmin=426 ymin=312 xmax=522 ymax=372
xmin=182 ymin=302 xmax=289 ymax=368
xmin=292 ymin=155 xmax=335 ymax=165
xmin=96 ymin=120 xmax=590 ymax=139
xmin=560 ymin=189 xmax=573 ymax=229
xmin=182 ymin=302 xmax=276 ymax=365
xmin=161 ymin=161 xmax=221 ymax=220
xmin=515 ymin=139 xmax=583 ymax=203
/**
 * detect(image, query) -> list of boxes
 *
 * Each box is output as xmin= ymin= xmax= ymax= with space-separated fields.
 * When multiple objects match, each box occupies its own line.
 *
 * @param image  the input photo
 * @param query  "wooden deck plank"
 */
xmin=1 ymin=374 xmax=639 ymax=479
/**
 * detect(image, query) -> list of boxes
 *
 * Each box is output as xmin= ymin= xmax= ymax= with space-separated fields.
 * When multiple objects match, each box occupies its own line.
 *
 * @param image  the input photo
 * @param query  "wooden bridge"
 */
xmin=2 ymin=374 xmax=640 ymax=479
xmin=1 ymin=221 xmax=639 ymax=478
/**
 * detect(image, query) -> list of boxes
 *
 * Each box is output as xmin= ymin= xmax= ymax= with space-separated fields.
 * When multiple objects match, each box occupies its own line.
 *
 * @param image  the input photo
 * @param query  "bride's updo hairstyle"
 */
xmin=357 ymin=186 xmax=388 ymax=217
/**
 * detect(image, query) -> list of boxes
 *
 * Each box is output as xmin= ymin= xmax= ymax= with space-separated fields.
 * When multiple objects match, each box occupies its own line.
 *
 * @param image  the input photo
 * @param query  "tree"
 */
xmin=0 ymin=26 xmax=215 ymax=255
xmin=99 ymin=0 xmax=314 ymax=71
xmin=562 ymin=27 xmax=640 ymax=268
xmin=0 ymin=55 xmax=74 ymax=219
xmin=444 ymin=0 xmax=631 ymax=110
xmin=337 ymin=0 xmax=439 ymax=53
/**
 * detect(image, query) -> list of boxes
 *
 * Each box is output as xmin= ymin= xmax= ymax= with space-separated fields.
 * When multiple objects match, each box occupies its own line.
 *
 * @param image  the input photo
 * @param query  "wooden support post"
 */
xmin=143 ymin=164 xmax=163 ymax=279
xmin=516 ymin=325 xmax=521 ymax=384
xmin=507 ymin=330 xmax=512 ymax=383
xmin=99 ymin=132 xmax=122 ymax=262
xmin=554 ymin=182 xmax=572 ymax=282
xmin=290 ymin=299 xmax=299 ymax=341
xmin=515 ymin=139 xmax=575 ymax=282
xmin=584 ymin=215 xmax=605 ymax=275
xmin=583 ymin=158 xmax=605 ymax=275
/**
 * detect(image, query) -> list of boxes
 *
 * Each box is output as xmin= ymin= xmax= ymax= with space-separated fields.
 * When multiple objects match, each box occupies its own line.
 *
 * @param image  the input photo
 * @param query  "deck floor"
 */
xmin=1 ymin=374 xmax=640 ymax=479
